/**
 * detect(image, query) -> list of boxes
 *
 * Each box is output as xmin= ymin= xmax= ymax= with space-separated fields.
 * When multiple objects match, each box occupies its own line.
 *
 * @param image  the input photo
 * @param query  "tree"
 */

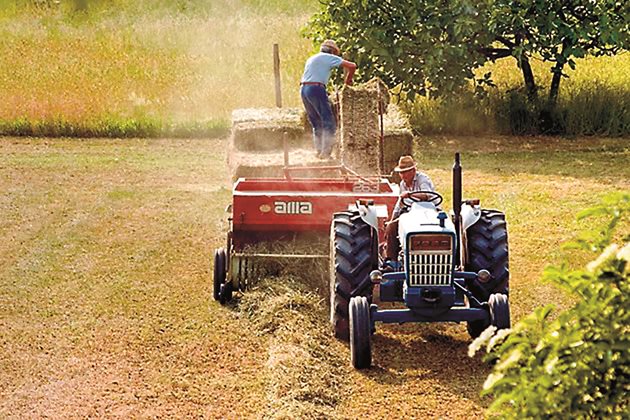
xmin=308 ymin=0 xmax=629 ymax=105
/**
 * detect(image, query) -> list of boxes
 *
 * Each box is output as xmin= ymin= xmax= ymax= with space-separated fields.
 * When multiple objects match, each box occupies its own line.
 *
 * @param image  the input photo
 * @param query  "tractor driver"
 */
xmin=385 ymin=155 xmax=437 ymax=261
xmin=300 ymin=39 xmax=357 ymax=159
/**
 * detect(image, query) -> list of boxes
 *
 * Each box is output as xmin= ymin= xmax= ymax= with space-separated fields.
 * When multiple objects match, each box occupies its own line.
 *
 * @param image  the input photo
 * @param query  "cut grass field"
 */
xmin=0 ymin=136 xmax=628 ymax=417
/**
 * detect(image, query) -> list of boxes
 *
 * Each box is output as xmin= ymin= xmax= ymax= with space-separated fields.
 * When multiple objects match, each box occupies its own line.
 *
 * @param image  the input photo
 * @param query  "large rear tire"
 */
xmin=349 ymin=296 xmax=372 ymax=369
xmin=330 ymin=211 xmax=376 ymax=341
xmin=465 ymin=209 xmax=510 ymax=300
xmin=465 ymin=209 xmax=509 ymax=339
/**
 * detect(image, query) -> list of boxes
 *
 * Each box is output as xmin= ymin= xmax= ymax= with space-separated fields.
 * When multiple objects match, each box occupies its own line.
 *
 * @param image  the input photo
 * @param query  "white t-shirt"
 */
xmin=392 ymin=171 xmax=436 ymax=218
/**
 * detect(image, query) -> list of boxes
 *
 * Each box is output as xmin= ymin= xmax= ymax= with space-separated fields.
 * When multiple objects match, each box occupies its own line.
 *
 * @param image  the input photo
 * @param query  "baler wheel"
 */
xmin=349 ymin=296 xmax=372 ymax=369
xmin=330 ymin=211 xmax=376 ymax=341
xmin=465 ymin=209 xmax=510 ymax=301
xmin=489 ymin=293 xmax=510 ymax=329
xmin=213 ymin=248 xmax=227 ymax=302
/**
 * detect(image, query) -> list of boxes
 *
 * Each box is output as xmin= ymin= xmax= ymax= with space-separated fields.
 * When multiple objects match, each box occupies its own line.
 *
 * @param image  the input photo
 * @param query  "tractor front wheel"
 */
xmin=489 ymin=293 xmax=510 ymax=329
xmin=349 ymin=296 xmax=372 ymax=369
xmin=330 ymin=211 xmax=377 ymax=341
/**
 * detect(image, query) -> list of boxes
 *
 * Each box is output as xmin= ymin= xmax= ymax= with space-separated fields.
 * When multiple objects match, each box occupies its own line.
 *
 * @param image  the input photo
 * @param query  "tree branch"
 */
xmin=478 ymin=47 xmax=513 ymax=60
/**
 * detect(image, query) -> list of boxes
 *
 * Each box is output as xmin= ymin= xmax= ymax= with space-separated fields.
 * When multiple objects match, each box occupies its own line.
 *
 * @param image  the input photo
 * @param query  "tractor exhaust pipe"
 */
xmin=453 ymin=152 xmax=462 ymax=266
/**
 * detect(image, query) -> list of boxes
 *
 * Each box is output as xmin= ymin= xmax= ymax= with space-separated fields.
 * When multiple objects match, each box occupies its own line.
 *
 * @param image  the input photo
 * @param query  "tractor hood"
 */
xmin=398 ymin=202 xmax=456 ymax=252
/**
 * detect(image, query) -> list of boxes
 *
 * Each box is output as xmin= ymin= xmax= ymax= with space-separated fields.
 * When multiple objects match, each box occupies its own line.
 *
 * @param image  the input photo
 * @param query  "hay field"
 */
xmin=0 ymin=136 xmax=628 ymax=418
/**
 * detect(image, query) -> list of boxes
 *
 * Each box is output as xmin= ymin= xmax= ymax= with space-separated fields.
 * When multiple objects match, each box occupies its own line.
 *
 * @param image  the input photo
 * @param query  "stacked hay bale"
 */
xmin=231 ymin=108 xmax=307 ymax=151
xmin=338 ymin=79 xmax=386 ymax=174
xmin=339 ymin=78 xmax=413 ymax=176
xmin=228 ymin=107 xmax=325 ymax=180
xmin=227 ymin=82 xmax=413 ymax=180
xmin=382 ymin=103 xmax=414 ymax=175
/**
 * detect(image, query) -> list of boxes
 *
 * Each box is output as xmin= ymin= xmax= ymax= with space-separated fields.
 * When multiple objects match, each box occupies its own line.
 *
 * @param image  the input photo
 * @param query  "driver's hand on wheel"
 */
xmin=400 ymin=191 xmax=411 ymax=199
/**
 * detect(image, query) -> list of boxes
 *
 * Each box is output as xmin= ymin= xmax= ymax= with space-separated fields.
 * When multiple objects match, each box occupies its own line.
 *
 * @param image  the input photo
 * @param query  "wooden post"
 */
xmin=273 ymin=43 xmax=282 ymax=108
xmin=283 ymin=132 xmax=289 ymax=167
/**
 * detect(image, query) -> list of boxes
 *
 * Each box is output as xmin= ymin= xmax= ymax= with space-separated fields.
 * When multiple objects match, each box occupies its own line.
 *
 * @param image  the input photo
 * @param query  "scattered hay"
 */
xmin=231 ymin=108 xmax=309 ymax=152
xmin=238 ymin=278 xmax=346 ymax=419
xmin=236 ymin=238 xmax=329 ymax=294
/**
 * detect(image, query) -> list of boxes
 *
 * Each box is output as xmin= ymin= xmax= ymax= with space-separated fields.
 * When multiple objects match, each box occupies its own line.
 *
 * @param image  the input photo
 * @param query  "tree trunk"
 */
xmin=520 ymin=56 xmax=538 ymax=101
xmin=548 ymin=63 xmax=564 ymax=106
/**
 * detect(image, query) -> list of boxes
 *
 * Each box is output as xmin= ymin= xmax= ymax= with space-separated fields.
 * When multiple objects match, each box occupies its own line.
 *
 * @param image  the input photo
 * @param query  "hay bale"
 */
xmin=382 ymin=104 xmax=414 ymax=174
xmin=339 ymin=79 xmax=411 ymax=175
xmin=227 ymin=143 xmax=341 ymax=181
xmin=339 ymin=82 xmax=381 ymax=174
xmin=231 ymin=108 xmax=309 ymax=152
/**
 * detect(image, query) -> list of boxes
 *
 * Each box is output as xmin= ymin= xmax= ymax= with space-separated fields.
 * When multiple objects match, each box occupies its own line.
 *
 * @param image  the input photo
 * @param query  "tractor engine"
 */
xmin=397 ymin=202 xmax=457 ymax=308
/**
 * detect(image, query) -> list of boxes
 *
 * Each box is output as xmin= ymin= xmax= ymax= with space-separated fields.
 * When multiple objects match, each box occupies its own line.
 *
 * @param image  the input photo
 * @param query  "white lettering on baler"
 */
xmin=274 ymin=201 xmax=313 ymax=215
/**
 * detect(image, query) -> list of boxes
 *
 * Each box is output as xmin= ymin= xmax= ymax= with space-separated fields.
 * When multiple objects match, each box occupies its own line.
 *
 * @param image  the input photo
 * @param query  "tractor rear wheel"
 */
xmin=465 ymin=209 xmax=509 ymax=339
xmin=330 ymin=211 xmax=377 ymax=341
xmin=465 ymin=209 xmax=510 ymax=301
xmin=349 ymin=296 xmax=372 ymax=369
xmin=213 ymin=248 xmax=227 ymax=301
xmin=489 ymin=293 xmax=511 ymax=329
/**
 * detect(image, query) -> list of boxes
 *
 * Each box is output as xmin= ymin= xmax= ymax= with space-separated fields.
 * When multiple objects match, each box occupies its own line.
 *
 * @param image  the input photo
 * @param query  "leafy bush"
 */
xmin=470 ymin=193 xmax=629 ymax=418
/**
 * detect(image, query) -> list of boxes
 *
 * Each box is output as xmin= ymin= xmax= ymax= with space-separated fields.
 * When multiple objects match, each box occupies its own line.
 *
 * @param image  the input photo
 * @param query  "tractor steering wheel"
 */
xmin=401 ymin=190 xmax=443 ymax=208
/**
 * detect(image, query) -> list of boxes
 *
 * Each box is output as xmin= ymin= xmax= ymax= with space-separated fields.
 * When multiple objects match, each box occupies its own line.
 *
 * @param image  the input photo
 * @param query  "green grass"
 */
xmin=0 ymin=136 xmax=627 ymax=416
xmin=404 ymin=54 xmax=630 ymax=136
xmin=0 ymin=1 xmax=627 ymax=138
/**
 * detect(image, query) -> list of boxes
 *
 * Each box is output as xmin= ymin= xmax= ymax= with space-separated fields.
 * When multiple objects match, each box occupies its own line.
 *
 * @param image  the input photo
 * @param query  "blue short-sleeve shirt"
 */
xmin=301 ymin=52 xmax=343 ymax=85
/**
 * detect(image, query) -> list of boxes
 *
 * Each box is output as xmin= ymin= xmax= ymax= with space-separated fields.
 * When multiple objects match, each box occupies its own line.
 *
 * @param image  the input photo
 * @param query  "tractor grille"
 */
xmin=407 ymin=251 xmax=453 ymax=287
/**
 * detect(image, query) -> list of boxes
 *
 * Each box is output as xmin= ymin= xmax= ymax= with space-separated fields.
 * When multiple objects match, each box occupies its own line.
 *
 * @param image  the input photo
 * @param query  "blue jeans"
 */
xmin=301 ymin=84 xmax=336 ymax=156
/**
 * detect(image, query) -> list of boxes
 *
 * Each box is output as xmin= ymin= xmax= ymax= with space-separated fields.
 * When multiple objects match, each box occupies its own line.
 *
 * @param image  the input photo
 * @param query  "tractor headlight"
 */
xmin=477 ymin=269 xmax=491 ymax=283
xmin=370 ymin=270 xmax=383 ymax=283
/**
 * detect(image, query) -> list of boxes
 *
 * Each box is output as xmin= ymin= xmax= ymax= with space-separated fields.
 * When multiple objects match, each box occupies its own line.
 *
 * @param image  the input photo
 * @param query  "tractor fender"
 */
xmin=352 ymin=201 xmax=379 ymax=231
xmin=460 ymin=203 xmax=482 ymax=231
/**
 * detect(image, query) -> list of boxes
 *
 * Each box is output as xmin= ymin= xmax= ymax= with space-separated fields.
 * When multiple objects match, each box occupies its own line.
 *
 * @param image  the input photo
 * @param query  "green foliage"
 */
xmin=0 ymin=116 xmax=229 ymax=138
xmin=470 ymin=194 xmax=630 ymax=418
xmin=308 ymin=0 xmax=629 ymax=103
xmin=568 ymin=193 xmax=630 ymax=252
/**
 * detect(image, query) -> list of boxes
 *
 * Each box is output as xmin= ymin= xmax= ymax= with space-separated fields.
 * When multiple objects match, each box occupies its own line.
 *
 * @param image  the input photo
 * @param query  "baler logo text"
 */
xmin=274 ymin=201 xmax=312 ymax=215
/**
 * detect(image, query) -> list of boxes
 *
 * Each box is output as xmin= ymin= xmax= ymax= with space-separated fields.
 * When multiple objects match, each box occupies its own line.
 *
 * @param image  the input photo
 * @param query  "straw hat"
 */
xmin=394 ymin=155 xmax=417 ymax=172
xmin=321 ymin=39 xmax=340 ymax=55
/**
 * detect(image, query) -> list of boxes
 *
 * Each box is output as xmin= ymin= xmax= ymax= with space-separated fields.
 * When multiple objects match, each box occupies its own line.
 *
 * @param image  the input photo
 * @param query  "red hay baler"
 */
xmin=213 ymin=166 xmax=399 ymax=303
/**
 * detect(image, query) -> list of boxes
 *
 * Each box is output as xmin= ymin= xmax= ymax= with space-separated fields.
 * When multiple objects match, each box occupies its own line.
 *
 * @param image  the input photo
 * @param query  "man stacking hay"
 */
xmin=300 ymin=40 xmax=357 ymax=159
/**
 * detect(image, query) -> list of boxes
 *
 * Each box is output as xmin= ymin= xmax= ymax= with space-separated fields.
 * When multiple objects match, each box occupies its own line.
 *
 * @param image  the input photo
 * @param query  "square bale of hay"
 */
xmin=339 ymin=85 xmax=381 ymax=174
xmin=231 ymin=108 xmax=309 ymax=152
xmin=227 ymin=144 xmax=342 ymax=181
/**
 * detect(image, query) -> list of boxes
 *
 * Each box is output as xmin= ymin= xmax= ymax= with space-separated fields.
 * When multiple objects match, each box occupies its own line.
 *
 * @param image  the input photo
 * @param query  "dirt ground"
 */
xmin=0 ymin=136 xmax=628 ymax=418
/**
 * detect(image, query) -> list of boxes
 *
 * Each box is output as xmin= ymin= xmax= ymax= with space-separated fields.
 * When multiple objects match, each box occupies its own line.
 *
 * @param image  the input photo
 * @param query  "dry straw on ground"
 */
xmin=237 ymin=276 xmax=346 ymax=418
